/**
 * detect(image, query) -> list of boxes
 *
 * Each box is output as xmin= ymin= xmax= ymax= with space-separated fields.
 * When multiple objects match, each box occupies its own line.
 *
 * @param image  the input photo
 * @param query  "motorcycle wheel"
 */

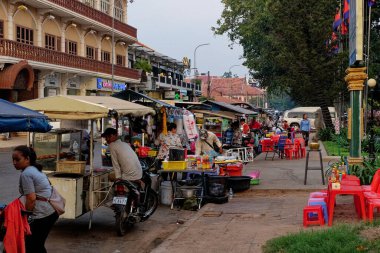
xmin=115 ymin=205 xmax=130 ymax=236
xmin=144 ymin=189 xmax=158 ymax=218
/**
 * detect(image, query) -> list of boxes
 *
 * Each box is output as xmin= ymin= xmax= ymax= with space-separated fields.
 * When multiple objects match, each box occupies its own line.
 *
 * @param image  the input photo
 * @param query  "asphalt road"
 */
xmin=0 ymin=150 xmax=195 ymax=253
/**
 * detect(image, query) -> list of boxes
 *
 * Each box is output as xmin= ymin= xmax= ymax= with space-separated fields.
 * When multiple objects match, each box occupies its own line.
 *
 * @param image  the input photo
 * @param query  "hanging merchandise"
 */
xmin=160 ymin=107 xmax=167 ymax=135
xmin=146 ymin=115 xmax=153 ymax=135
xmin=175 ymin=117 xmax=184 ymax=135
xmin=183 ymin=110 xmax=198 ymax=140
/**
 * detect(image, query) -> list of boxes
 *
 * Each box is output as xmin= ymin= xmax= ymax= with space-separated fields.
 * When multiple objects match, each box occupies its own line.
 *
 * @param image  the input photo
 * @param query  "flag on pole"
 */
xmin=342 ymin=0 xmax=349 ymax=35
xmin=368 ymin=0 xmax=376 ymax=7
xmin=333 ymin=8 xmax=342 ymax=32
xmin=343 ymin=0 xmax=350 ymax=21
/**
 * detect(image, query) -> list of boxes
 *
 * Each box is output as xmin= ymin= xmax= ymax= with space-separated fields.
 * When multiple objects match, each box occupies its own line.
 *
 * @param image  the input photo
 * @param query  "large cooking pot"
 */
xmin=227 ymin=176 xmax=252 ymax=192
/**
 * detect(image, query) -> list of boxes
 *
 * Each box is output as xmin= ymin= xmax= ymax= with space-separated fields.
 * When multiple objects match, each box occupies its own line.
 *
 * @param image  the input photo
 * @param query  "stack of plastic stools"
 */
xmin=308 ymin=197 xmax=328 ymax=224
xmin=303 ymin=205 xmax=324 ymax=227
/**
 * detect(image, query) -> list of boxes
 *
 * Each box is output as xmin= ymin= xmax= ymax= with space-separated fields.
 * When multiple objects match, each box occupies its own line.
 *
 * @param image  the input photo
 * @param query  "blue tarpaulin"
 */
xmin=0 ymin=99 xmax=52 ymax=133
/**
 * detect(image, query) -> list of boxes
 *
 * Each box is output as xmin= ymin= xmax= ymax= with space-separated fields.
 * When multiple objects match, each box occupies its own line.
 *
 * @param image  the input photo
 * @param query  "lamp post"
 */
xmin=193 ymin=43 xmax=210 ymax=77
xmin=228 ymin=64 xmax=240 ymax=101
xmin=368 ymin=78 xmax=377 ymax=162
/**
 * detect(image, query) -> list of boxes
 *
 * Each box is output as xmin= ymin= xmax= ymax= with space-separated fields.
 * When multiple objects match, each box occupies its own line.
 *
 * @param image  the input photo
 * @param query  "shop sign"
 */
xmin=164 ymin=91 xmax=175 ymax=99
xmin=45 ymin=73 xmax=60 ymax=87
xmin=96 ymin=78 xmax=126 ymax=91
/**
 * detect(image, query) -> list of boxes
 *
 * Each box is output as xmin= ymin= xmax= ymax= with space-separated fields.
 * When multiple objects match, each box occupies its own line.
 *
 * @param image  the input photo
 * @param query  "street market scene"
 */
xmin=1 ymin=0 xmax=380 ymax=253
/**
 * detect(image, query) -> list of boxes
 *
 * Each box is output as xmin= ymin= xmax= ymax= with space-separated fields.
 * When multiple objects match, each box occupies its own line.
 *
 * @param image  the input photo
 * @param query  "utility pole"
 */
xmin=207 ymin=71 xmax=211 ymax=98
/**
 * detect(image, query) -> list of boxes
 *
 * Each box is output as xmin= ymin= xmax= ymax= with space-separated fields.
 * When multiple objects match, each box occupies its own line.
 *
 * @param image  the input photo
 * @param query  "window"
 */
xmin=0 ymin=21 xmax=4 ymax=38
xmin=101 ymin=50 xmax=111 ymax=63
xmin=45 ymin=34 xmax=61 ymax=51
xmin=16 ymin=26 xmax=33 ymax=45
xmin=86 ymin=46 xmax=96 ymax=60
xmin=116 ymin=54 xmax=125 ymax=66
xmin=114 ymin=0 xmax=123 ymax=21
xmin=101 ymin=0 xmax=110 ymax=14
xmin=66 ymin=40 xmax=77 ymax=55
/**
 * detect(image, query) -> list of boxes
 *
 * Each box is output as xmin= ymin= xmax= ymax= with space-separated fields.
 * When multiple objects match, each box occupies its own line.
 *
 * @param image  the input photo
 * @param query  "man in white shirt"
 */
xmin=101 ymin=128 xmax=142 ymax=181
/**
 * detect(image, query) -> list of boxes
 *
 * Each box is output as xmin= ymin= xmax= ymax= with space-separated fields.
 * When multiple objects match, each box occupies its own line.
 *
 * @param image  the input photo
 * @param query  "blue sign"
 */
xmin=96 ymin=78 xmax=126 ymax=91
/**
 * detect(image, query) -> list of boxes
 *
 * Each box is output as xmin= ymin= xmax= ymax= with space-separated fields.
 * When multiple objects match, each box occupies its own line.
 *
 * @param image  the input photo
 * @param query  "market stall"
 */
xmin=112 ymin=89 xmax=198 ymax=159
xmin=17 ymin=95 xmax=155 ymax=226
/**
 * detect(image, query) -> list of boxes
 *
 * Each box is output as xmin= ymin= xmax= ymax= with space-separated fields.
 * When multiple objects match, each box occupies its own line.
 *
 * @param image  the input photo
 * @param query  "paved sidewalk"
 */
xmin=0 ymin=135 xmax=28 ymax=151
xmin=151 ymin=146 xmax=348 ymax=253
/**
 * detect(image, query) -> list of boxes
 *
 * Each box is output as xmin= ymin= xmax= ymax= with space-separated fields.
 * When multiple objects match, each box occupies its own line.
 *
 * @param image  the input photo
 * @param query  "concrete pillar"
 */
xmin=37 ymin=77 xmax=45 ymax=98
xmin=345 ymin=67 xmax=367 ymax=165
xmin=36 ymin=15 xmax=43 ymax=47
xmin=61 ymin=23 xmax=66 ymax=52
xmin=7 ymin=5 xmax=14 ymax=40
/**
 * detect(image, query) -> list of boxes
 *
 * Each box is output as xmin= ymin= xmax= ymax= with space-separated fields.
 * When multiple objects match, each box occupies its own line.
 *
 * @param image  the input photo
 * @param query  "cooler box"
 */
xmin=225 ymin=163 xmax=243 ymax=176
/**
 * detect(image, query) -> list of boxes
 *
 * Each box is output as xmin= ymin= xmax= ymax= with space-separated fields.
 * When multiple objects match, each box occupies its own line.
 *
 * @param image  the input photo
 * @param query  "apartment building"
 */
xmin=128 ymin=42 xmax=201 ymax=102
xmin=0 ymin=0 xmax=139 ymax=102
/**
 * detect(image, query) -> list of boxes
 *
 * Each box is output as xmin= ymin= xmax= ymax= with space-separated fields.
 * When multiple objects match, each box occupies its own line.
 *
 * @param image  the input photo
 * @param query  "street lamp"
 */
xmin=193 ymin=43 xmax=210 ymax=76
xmin=228 ymin=64 xmax=240 ymax=101
xmin=368 ymin=78 xmax=377 ymax=162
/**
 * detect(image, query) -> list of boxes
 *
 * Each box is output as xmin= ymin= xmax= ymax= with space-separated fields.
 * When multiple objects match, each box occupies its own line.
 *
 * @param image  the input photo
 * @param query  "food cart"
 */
xmin=17 ymin=95 xmax=155 ymax=227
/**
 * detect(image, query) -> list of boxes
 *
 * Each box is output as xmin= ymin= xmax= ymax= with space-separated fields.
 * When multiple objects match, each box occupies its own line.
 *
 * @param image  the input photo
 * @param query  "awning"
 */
xmin=191 ymin=110 xmax=236 ymax=120
xmin=17 ymin=95 xmax=155 ymax=120
xmin=203 ymin=100 xmax=258 ymax=115
xmin=0 ymin=99 xmax=52 ymax=133
xmin=113 ymin=89 xmax=176 ymax=108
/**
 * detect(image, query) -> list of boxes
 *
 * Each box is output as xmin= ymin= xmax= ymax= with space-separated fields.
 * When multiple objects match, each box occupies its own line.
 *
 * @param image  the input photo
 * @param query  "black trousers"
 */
xmin=301 ymin=131 xmax=310 ymax=146
xmin=25 ymin=211 xmax=59 ymax=253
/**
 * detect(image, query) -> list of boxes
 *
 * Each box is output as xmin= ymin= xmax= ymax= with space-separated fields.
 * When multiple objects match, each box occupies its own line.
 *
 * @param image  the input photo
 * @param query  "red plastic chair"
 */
xmin=362 ymin=169 xmax=380 ymax=192
xmin=270 ymin=135 xmax=280 ymax=145
xmin=261 ymin=139 xmax=276 ymax=160
xmin=284 ymin=139 xmax=299 ymax=160
xmin=296 ymin=138 xmax=306 ymax=158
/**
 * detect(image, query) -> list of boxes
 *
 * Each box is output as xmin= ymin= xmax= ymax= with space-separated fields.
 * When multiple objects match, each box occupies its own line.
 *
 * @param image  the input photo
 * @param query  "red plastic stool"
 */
xmin=303 ymin=205 xmax=324 ymax=227
xmin=367 ymin=199 xmax=380 ymax=223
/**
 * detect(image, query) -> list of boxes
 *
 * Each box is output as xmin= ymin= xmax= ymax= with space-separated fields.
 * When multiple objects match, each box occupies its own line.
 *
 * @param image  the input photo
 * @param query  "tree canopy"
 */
xmin=214 ymin=0 xmax=351 ymax=128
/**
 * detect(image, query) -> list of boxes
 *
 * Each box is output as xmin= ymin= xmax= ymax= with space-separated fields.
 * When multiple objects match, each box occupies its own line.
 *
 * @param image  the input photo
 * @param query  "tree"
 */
xmin=214 ymin=0 xmax=348 ymax=129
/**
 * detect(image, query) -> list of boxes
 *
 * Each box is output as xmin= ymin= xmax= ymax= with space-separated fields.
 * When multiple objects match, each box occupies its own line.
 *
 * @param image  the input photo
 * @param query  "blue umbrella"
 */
xmin=0 ymin=99 xmax=52 ymax=133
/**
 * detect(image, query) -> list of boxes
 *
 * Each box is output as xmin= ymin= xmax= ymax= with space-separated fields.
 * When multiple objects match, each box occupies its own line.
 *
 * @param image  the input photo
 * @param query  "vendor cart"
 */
xmin=18 ymin=95 xmax=155 ymax=228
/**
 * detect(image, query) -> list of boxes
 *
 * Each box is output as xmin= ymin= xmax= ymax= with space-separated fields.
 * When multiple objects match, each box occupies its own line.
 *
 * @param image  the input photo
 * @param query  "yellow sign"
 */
xmin=182 ymin=57 xmax=190 ymax=69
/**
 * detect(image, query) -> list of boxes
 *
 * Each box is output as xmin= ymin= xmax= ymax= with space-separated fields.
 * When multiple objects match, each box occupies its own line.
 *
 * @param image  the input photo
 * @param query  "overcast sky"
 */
xmin=128 ymin=0 xmax=249 ymax=77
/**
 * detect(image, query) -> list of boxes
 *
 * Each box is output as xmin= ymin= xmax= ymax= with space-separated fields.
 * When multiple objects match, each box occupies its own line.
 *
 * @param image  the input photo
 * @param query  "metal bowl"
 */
xmin=180 ymin=188 xmax=197 ymax=198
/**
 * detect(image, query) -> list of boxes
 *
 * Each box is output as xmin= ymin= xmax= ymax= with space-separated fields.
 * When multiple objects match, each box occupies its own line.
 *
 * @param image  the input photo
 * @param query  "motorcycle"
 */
xmin=111 ymin=167 xmax=158 ymax=236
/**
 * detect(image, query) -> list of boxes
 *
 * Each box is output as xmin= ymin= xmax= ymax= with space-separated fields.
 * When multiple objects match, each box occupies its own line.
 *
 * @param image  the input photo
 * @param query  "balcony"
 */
xmin=152 ymin=74 xmax=201 ymax=92
xmin=48 ymin=0 xmax=137 ymax=38
xmin=0 ymin=39 xmax=139 ymax=80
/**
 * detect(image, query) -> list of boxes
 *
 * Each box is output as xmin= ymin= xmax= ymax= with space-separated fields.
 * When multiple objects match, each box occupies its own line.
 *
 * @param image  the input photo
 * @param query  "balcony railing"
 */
xmin=153 ymin=74 xmax=200 ymax=91
xmin=48 ymin=0 xmax=137 ymax=38
xmin=0 ymin=39 xmax=139 ymax=80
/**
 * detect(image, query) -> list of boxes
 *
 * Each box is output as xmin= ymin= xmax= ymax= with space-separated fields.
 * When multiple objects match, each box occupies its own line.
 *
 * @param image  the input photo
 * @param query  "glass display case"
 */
xmin=30 ymin=129 xmax=83 ymax=172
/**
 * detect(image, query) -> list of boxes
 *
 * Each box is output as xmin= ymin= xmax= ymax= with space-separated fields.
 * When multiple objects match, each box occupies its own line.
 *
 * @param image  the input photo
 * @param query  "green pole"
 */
xmin=345 ymin=67 xmax=367 ymax=165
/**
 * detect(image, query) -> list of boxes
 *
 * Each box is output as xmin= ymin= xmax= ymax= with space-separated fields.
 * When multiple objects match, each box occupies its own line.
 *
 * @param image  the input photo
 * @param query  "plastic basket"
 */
xmin=162 ymin=161 xmax=187 ymax=170
xmin=250 ymin=178 xmax=260 ymax=185
xmin=225 ymin=163 xmax=243 ymax=176
xmin=137 ymin=147 xmax=151 ymax=157
xmin=56 ymin=161 xmax=86 ymax=174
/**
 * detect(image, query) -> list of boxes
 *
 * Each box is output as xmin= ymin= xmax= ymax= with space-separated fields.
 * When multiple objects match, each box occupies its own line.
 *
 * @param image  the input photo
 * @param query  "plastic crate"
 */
xmin=148 ymin=150 xmax=158 ymax=157
xmin=56 ymin=161 xmax=86 ymax=174
xmin=162 ymin=161 xmax=187 ymax=170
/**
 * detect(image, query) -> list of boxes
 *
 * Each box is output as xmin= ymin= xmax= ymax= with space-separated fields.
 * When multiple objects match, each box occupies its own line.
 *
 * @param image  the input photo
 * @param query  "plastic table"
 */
xmin=327 ymin=184 xmax=366 ymax=226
